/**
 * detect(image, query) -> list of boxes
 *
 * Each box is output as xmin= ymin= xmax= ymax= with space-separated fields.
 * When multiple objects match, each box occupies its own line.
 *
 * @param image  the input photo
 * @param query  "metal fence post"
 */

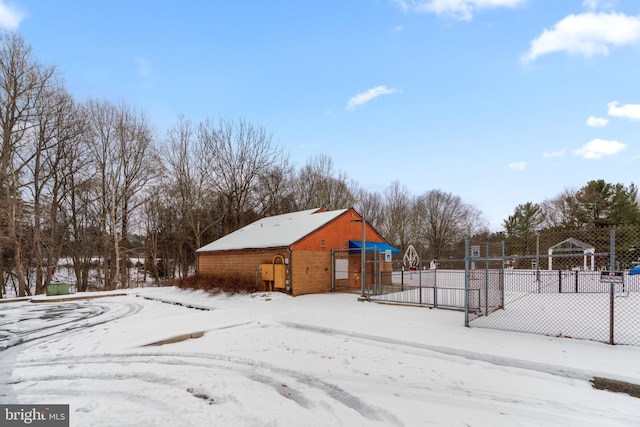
xmin=331 ymin=249 xmax=335 ymax=292
xmin=558 ymin=270 xmax=562 ymax=293
xmin=501 ymin=241 xmax=505 ymax=308
xmin=609 ymin=228 xmax=615 ymax=345
xmin=610 ymin=281 xmax=615 ymax=345
xmin=434 ymin=263 xmax=438 ymax=308
xmin=536 ymin=231 xmax=540 ymax=284
xmin=419 ymin=259 xmax=423 ymax=305
xmin=485 ymin=242 xmax=489 ymax=316
xmin=610 ymin=228 xmax=616 ymax=271
xmin=464 ymin=237 xmax=470 ymax=327
xmin=373 ymin=246 xmax=381 ymax=295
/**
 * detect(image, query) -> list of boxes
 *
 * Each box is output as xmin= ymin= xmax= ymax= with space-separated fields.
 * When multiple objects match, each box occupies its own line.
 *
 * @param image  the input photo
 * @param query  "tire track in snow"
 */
xmin=0 ymin=300 xmax=143 ymax=351
xmin=10 ymin=352 xmax=404 ymax=426
xmin=278 ymin=321 xmax=640 ymax=385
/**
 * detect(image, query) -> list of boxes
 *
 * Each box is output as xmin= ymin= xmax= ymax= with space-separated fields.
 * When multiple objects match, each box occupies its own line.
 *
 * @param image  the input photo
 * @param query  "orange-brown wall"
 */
xmin=290 ymin=250 xmax=332 ymax=296
xmin=291 ymin=208 xmax=387 ymax=251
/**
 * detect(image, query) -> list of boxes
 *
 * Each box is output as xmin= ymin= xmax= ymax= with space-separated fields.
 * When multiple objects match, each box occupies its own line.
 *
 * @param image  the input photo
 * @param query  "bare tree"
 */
xmin=0 ymin=33 xmax=57 ymax=296
xmin=200 ymin=116 xmax=285 ymax=234
xmin=115 ymin=104 xmax=159 ymax=287
xmin=254 ymin=162 xmax=297 ymax=217
xmin=353 ymin=187 xmax=384 ymax=230
xmin=85 ymin=99 xmax=116 ymax=288
xmin=415 ymin=189 xmax=477 ymax=259
xmin=540 ymin=188 xmax=583 ymax=229
xmin=27 ymin=83 xmax=83 ymax=294
xmin=85 ymin=99 xmax=158 ymax=289
xmin=459 ymin=203 xmax=489 ymax=238
xmin=161 ymin=115 xmax=221 ymax=277
xmin=142 ymin=184 xmax=177 ymax=282
xmin=295 ymin=154 xmax=354 ymax=211
xmin=63 ymin=123 xmax=96 ymax=291
xmin=380 ymin=181 xmax=413 ymax=253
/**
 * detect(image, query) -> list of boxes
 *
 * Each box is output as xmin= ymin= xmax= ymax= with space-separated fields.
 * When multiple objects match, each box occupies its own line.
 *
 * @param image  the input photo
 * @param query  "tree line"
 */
xmin=1 ymin=32 xmax=638 ymax=296
xmin=503 ymin=180 xmax=640 ymax=239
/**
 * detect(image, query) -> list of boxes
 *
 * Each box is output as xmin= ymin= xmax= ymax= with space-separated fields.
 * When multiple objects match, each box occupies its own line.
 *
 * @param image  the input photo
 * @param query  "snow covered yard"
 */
xmin=1 ymin=288 xmax=640 ymax=426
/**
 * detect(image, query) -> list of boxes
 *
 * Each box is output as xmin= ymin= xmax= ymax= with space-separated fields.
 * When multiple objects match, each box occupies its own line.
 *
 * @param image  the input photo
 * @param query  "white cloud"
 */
xmin=394 ymin=24 xmax=404 ymax=32
xmin=543 ymin=150 xmax=566 ymax=158
xmin=586 ymin=116 xmax=609 ymax=127
xmin=573 ymin=138 xmax=626 ymax=159
xmin=582 ymin=0 xmax=616 ymax=12
xmin=522 ymin=12 xmax=640 ymax=63
xmin=392 ymin=0 xmax=526 ymax=21
xmin=608 ymin=101 xmax=640 ymax=120
xmin=508 ymin=161 xmax=527 ymax=170
xmin=346 ymin=86 xmax=397 ymax=111
xmin=0 ymin=1 xmax=25 ymax=30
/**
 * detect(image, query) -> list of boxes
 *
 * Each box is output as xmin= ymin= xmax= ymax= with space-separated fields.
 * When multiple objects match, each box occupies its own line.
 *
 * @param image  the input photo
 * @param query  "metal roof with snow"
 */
xmin=196 ymin=208 xmax=349 ymax=252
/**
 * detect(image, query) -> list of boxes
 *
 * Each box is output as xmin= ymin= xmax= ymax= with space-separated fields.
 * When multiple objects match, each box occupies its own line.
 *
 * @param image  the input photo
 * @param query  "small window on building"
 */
xmin=320 ymin=239 xmax=326 ymax=248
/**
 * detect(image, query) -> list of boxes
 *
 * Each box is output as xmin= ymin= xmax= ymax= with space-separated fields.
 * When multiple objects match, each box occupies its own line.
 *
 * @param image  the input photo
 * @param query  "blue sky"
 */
xmin=4 ymin=0 xmax=640 ymax=230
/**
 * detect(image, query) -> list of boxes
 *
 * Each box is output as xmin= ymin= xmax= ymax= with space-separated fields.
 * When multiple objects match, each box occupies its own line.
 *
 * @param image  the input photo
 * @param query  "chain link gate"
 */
xmin=331 ymin=247 xmax=397 ymax=296
xmin=332 ymin=246 xmax=472 ymax=309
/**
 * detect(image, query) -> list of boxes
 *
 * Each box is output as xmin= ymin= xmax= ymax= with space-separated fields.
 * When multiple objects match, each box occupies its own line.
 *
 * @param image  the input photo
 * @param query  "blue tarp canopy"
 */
xmin=348 ymin=240 xmax=400 ymax=255
xmin=630 ymin=265 xmax=640 ymax=275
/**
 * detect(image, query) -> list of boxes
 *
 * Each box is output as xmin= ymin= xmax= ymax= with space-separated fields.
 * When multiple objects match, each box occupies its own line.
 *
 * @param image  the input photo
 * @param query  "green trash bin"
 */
xmin=46 ymin=284 xmax=58 ymax=296
xmin=57 ymin=283 xmax=70 ymax=295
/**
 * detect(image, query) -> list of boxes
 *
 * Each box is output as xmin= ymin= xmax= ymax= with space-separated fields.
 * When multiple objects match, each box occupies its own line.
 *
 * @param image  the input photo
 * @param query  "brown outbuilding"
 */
xmin=195 ymin=208 xmax=398 ymax=296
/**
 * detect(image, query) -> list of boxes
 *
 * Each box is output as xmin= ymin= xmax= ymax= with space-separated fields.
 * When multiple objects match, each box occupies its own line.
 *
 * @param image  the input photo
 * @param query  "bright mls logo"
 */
xmin=1 ymin=405 xmax=69 ymax=426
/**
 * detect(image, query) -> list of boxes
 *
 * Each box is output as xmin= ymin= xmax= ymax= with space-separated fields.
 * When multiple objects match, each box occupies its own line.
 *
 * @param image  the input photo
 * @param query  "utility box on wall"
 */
xmin=261 ymin=255 xmax=287 ymax=290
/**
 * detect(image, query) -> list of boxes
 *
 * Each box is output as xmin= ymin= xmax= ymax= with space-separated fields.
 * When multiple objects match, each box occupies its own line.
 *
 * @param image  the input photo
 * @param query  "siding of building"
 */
xmin=196 ymin=208 xmax=393 ymax=296
xmin=198 ymin=248 xmax=288 ymax=286
xmin=290 ymin=250 xmax=332 ymax=296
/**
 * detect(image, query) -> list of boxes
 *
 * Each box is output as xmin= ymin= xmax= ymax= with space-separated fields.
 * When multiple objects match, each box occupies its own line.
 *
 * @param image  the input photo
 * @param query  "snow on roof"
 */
xmin=196 ymin=208 xmax=349 ymax=253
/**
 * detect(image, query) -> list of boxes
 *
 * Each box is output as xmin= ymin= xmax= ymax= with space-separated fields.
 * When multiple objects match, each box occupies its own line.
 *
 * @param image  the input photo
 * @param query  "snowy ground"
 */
xmin=1 ymin=288 xmax=640 ymax=426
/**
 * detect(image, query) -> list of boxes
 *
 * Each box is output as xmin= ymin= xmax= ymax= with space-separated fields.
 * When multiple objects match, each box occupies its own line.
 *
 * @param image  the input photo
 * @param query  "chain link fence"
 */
xmin=332 ymin=226 xmax=640 ymax=346
xmin=466 ymin=227 xmax=640 ymax=346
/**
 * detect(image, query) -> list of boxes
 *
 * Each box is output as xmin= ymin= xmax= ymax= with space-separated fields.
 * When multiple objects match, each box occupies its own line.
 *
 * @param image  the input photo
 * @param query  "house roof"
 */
xmin=196 ymin=208 xmax=349 ymax=253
